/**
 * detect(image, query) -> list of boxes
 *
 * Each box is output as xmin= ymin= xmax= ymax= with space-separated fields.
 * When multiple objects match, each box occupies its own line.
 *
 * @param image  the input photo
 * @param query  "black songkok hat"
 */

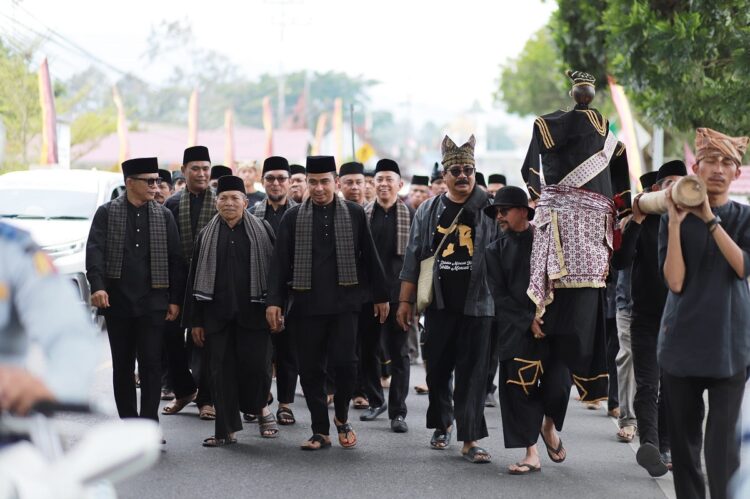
xmin=488 ymin=174 xmax=507 ymax=185
xmin=431 ymin=162 xmax=442 ymax=182
xmin=656 ymin=160 xmax=687 ymax=183
xmin=411 ymin=175 xmax=429 ymax=186
xmin=364 ymin=169 xmax=375 ymax=178
xmin=158 ymin=169 xmax=173 ymax=186
xmin=476 ymin=172 xmax=487 ymax=188
xmin=172 ymin=170 xmax=185 ymax=182
xmin=375 ymin=159 xmax=400 ymax=176
xmin=183 ymin=145 xmax=211 ymax=165
xmin=339 ymin=161 xmax=365 ymax=176
xmin=263 ymin=156 xmax=290 ymax=174
xmin=210 ymin=165 xmax=232 ymax=180
xmin=216 ymin=175 xmax=246 ymax=195
xmin=290 ymin=164 xmax=306 ymax=176
xmin=122 ymin=157 xmax=159 ymax=179
xmin=306 ymin=156 xmax=337 ymax=174
xmin=639 ymin=171 xmax=659 ymax=191
xmin=483 ymin=186 xmax=535 ymax=220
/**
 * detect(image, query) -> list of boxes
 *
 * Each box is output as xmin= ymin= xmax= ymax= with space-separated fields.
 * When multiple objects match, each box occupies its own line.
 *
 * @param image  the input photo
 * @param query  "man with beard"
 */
xmin=162 ymin=146 xmax=216 ymax=420
xmin=289 ymin=164 xmax=307 ymax=203
xmin=408 ymin=175 xmax=430 ymax=210
xmin=154 ymin=169 xmax=173 ymax=205
xmin=266 ymin=155 xmax=389 ymax=450
xmin=360 ymin=159 xmax=414 ymax=432
xmin=398 ymin=135 xmax=496 ymax=463
xmin=339 ymin=162 xmax=366 ymax=205
xmin=183 ymin=175 xmax=278 ymax=447
xmin=238 ymin=161 xmax=267 ymax=208
xmin=249 ymin=156 xmax=298 ymax=425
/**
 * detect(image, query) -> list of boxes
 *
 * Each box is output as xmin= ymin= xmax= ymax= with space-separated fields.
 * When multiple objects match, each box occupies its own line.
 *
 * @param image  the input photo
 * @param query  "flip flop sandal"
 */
xmin=617 ymin=426 xmax=636 ymax=443
xmin=508 ymin=462 xmax=541 ymax=475
xmin=162 ymin=392 xmax=197 ymax=415
xmin=335 ymin=421 xmax=357 ymax=449
xmin=300 ymin=434 xmax=331 ymax=451
xmin=462 ymin=446 xmax=492 ymax=464
xmin=199 ymin=405 xmax=216 ymax=420
xmin=429 ymin=428 xmax=452 ymax=450
xmin=202 ymin=436 xmax=237 ymax=448
xmin=259 ymin=413 xmax=279 ymax=438
xmin=540 ymin=433 xmax=566 ymax=463
xmin=276 ymin=407 xmax=296 ymax=425
xmin=243 ymin=413 xmax=258 ymax=423
xmin=352 ymin=397 xmax=370 ymax=410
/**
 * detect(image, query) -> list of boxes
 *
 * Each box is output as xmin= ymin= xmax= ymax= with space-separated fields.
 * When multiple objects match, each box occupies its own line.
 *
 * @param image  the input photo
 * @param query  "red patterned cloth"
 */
xmin=527 ymin=184 xmax=616 ymax=317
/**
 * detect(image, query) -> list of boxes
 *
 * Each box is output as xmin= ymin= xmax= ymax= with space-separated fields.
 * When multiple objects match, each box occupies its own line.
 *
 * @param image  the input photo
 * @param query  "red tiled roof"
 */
xmin=731 ymin=166 xmax=750 ymax=194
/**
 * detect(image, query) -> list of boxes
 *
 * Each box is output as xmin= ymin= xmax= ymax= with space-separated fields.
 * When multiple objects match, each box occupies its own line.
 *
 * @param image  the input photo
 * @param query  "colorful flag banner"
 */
xmin=262 ymin=96 xmax=274 ymax=157
xmin=224 ymin=108 xmax=235 ymax=170
xmin=188 ymin=89 xmax=199 ymax=147
xmin=333 ymin=98 xmax=343 ymax=165
xmin=356 ymin=143 xmax=376 ymax=164
xmin=608 ymin=76 xmax=642 ymax=184
xmin=112 ymin=86 xmax=129 ymax=168
xmin=37 ymin=57 xmax=58 ymax=165
xmin=683 ymin=142 xmax=696 ymax=168
xmin=284 ymin=92 xmax=307 ymax=129
xmin=312 ymin=112 xmax=328 ymax=156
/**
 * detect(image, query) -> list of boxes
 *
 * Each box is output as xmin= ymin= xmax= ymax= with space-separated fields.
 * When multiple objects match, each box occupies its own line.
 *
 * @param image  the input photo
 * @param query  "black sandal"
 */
xmin=335 ymin=420 xmax=357 ymax=449
xmin=243 ymin=413 xmax=257 ymax=423
xmin=540 ymin=433 xmax=566 ymax=463
xmin=300 ymin=434 xmax=331 ymax=451
xmin=462 ymin=446 xmax=492 ymax=463
xmin=276 ymin=406 xmax=296 ymax=425
xmin=508 ymin=462 xmax=541 ymax=475
xmin=202 ymin=435 xmax=237 ymax=448
xmin=258 ymin=413 xmax=279 ymax=438
xmin=430 ymin=427 xmax=452 ymax=450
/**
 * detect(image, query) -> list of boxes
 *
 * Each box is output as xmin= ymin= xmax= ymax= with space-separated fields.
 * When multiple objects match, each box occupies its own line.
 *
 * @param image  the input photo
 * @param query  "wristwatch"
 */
xmin=706 ymin=215 xmax=722 ymax=232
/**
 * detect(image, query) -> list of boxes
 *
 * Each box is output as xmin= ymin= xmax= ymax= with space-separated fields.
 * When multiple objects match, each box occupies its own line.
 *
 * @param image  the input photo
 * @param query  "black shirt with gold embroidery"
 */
xmin=432 ymin=197 xmax=474 ymax=313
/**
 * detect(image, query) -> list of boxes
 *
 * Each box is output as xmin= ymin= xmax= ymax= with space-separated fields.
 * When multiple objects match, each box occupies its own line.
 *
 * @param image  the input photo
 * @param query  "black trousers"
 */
xmin=424 ymin=309 xmax=491 ymax=442
xmin=486 ymin=319 xmax=500 ymax=395
xmin=497 ymin=336 xmax=572 ymax=448
xmin=606 ymin=316 xmax=620 ymax=410
xmin=105 ymin=311 xmax=164 ymax=422
xmin=631 ymin=313 xmax=671 ymax=450
xmin=272 ymin=326 xmax=298 ymax=404
xmin=207 ymin=321 xmax=272 ymax=439
xmin=353 ymin=307 xmax=369 ymax=400
xmin=163 ymin=318 xmax=197 ymax=399
xmin=361 ymin=307 xmax=410 ymax=418
xmin=291 ymin=313 xmax=358 ymax=436
xmin=664 ymin=370 xmax=745 ymax=499
xmin=187 ymin=333 xmax=213 ymax=408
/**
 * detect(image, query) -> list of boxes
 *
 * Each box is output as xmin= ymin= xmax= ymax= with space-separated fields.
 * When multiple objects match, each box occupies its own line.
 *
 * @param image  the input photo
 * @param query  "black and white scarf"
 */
xmin=105 ymin=195 xmax=169 ymax=288
xmin=292 ymin=196 xmax=357 ymax=290
xmin=192 ymin=212 xmax=274 ymax=303
xmin=178 ymin=188 xmax=216 ymax=264
xmin=254 ymin=197 xmax=298 ymax=221
xmin=364 ymin=199 xmax=411 ymax=256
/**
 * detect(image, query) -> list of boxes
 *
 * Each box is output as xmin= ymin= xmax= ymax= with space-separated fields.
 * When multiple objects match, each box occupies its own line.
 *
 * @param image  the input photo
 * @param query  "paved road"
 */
xmin=64 ymin=338 xmax=675 ymax=499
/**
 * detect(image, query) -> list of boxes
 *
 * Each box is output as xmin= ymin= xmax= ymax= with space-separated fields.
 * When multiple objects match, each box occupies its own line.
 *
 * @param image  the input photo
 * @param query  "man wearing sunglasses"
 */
xmin=397 ymin=135 xmax=496 ymax=464
xmin=86 ymin=157 xmax=184 ymax=430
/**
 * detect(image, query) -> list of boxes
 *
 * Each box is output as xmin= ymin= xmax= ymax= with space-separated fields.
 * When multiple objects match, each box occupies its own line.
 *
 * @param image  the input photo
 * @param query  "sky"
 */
xmin=0 ymin=0 xmax=557 ymax=125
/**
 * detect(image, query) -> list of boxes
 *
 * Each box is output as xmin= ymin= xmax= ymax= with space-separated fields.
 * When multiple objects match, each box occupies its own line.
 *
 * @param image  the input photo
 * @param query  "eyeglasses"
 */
xmin=129 ymin=176 xmax=162 ymax=186
xmin=264 ymin=175 xmax=289 ymax=184
xmin=446 ymin=166 xmax=475 ymax=177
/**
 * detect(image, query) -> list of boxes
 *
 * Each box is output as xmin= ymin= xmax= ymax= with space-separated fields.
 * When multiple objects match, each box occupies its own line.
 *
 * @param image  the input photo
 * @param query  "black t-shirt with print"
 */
xmin=432 ymin=196 xmax=474 ymax=313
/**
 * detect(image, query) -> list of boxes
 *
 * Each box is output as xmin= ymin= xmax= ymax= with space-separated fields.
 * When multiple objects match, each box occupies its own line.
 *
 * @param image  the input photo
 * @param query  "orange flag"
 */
xmin=188 ymin=89 xmax=199 ymax=147
xmin=332 ymin=98 xmax=343 ymax=165
xmin=112 ymin=86 xmax=129 ymax=168
xmin=224 ymin=109 xmax=235 ymax=170
xmin=262 ymin=96 xmax=274 ymax=157
xmin=38 ymin=58 xmax=58 ymax=165
xmin=312 ymin=113 xmax=328 ymax=155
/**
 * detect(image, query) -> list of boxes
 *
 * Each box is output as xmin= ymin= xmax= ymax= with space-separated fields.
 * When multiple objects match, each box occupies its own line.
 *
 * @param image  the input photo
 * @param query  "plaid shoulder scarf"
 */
xmin=193 ymin=212 xmax=274 ymax=302
xmin=105 ymin=195 xmax=169 ymax=288
xmin=254 ymin=197 xmax=298 ymax=221
xmin=178 ymin=189 xmax=216 ymax=264
xmin=292 ymin=196 xmax=357 ymax=290
xmin=364 ymin=199 xmax=411 ymax=255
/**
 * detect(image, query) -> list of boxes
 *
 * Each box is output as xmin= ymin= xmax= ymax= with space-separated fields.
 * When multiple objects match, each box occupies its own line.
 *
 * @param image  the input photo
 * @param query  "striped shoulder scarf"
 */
xmin=105 ymin=195 xmax=169 ymax=288
xmin=253 ymin=197 xmax=298 ymax=220
xmin=292 ymin=196 xmax=357 ymax=290
xmin=364 ymin=199 xmax=411 ymax=256
xmin=178 ymin=188 xmax=216 ymax=264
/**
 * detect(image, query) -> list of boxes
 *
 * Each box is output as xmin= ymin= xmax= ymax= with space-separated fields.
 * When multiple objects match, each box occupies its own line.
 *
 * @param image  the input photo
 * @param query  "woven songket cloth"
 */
xmin=292 ymin=196 xmax=357 ymax=290
xmin=364 ymin=199 xmax=411 ymax=256
xmin=527 ymin=185 xmax=616 ymax=318
xmin=192 ymin=211 xmax=274 ymax=303
xmin=441 ymin=135 xmax=476 ymax=168
xmin=254 ymin=197 xmax=297 ymax=220
xmin=105 ymin=195 xmax=169 ymax=288
xmin=178 ymin=189 xmax=216 ymax=263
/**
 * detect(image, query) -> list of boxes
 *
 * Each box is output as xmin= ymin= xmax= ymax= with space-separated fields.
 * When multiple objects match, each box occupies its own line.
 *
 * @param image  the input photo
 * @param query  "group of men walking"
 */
xmin=85 ymin=70 xmax=750 ymax=499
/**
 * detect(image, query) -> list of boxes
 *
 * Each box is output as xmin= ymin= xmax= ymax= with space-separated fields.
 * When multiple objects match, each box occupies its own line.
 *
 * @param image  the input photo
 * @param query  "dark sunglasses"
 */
xmin=130 ymin=176 xmax=162 ymax=186
xmin=446 ymin=166 xmax=475 ymax=178
xmin=264 ymin=175 xmax=289 ymax=184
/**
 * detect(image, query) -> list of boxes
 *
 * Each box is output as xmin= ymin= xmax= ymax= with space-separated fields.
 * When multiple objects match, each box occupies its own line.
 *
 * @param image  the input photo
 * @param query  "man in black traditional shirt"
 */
xmin=86 ymin=157 xmax=183 ymax=426
xmin=266 ymin=155 xmax=389 ymax=451
xmin=398 ymin=135 xmax=496 ymax=464
xmin=359 ymin=159 xmax=414 ymax=432
xmin=660 ymin=128 xmax=750 ymax=499
xmin=249 ymin=156 xmax=298 ymax=425
xmin=162 ymin=146 xmax=216 ymax=419
xmin=289 ymin=164 xmax=307 ymax=204
xmin=184 ymin=175 xmax=277 ymax=447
